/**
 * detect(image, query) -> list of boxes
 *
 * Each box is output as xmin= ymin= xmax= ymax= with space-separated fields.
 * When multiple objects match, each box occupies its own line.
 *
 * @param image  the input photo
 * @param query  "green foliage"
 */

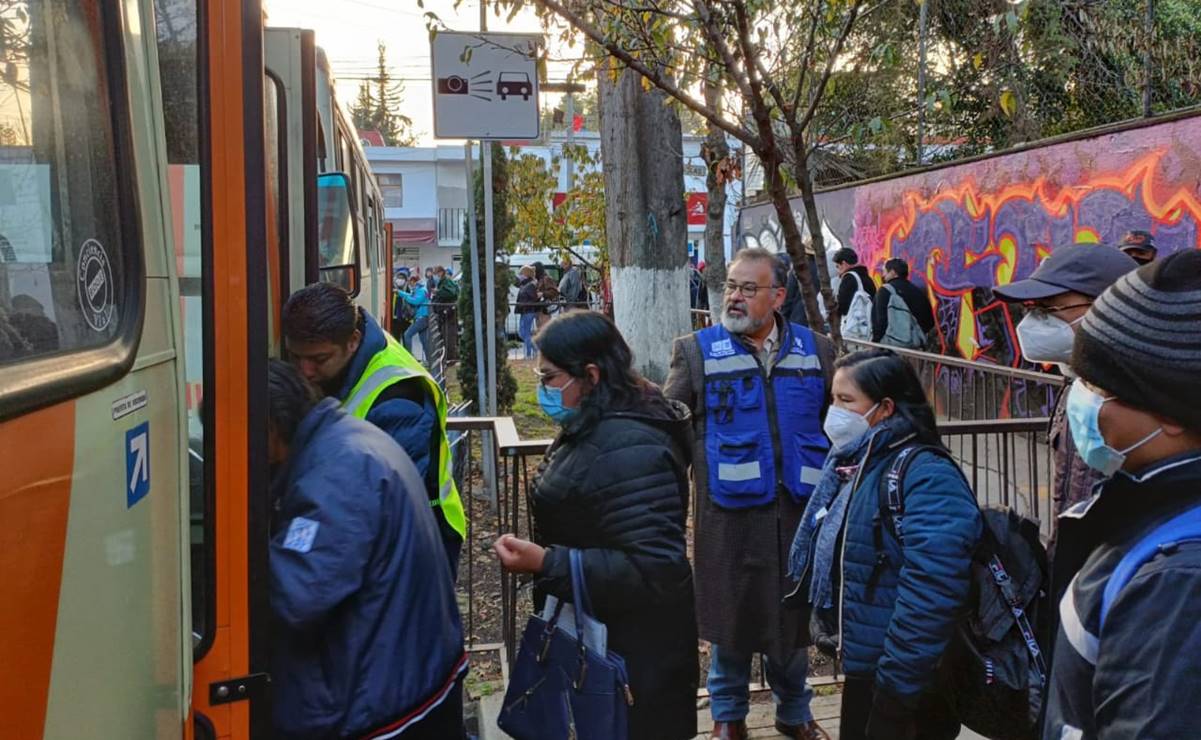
xmin=457 ymin=144 xmax=518 ymax=413
xmin=349 ymin=43 xmax=418 ymax=147
xmin=505 ymin=146 xmax=607 ymax=260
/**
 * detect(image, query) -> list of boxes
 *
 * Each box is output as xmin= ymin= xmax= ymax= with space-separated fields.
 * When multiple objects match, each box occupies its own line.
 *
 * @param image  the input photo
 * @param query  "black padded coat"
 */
xmin=531 ymin=390 xmax=700 ymax=740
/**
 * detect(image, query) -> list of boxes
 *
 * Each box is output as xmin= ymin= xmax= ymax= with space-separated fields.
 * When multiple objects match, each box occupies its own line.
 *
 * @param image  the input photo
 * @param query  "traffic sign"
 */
xmin=431 ymin=31 xmax=540 ymax=140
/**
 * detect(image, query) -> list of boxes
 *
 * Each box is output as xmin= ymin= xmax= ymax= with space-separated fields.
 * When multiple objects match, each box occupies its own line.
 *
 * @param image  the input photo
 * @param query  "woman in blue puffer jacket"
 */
xmin=788 ymin=348 xmax=982 ymax=740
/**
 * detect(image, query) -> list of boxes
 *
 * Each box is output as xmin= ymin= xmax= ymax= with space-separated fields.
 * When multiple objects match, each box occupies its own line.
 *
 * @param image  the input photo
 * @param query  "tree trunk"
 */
xmin=703 ymin=75 xmax=729 ymax=322
xmin=597 ymin=66 xmax=690 ymax=382
xmin=791 ymin=138 xmax=843 ymax=349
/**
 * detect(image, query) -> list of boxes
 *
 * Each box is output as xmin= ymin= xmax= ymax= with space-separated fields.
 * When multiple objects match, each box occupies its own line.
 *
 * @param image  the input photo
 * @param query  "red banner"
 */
xmin=687 ymin=193 xmax=708 ymax=225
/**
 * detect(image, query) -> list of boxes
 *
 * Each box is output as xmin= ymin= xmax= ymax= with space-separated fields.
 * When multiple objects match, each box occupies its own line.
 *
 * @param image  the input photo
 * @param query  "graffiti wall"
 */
xmin=738 ymin=113 xmax=1201 ymax=365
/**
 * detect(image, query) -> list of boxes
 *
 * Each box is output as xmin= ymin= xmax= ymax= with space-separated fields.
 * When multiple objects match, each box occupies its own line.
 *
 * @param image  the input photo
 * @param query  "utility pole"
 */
xmin=1143 ymin=0 xmax=1155 ymax=118
xmin=481 ymin=0 xmax=497 ymax=417
xmin=916 ymin=0 xmax=928 ymax=165
xmin=543 ymin=81 xmax=587 ymax=197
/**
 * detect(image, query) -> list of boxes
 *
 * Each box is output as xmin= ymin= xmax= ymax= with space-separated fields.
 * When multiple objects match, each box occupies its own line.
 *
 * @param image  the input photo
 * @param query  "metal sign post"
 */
xmin=464 ymin=142 xmax=487 ymax=414
xmin=432 ymin=23 xmax=541 ymax=419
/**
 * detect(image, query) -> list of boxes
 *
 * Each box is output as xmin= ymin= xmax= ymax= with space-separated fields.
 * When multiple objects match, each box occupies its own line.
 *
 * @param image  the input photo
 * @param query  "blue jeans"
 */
xmin=707 ymin=645 xmax=814 ymax=725
xmin=519 ymin=312 xmax=537 ymax=358
xmin=403 ymin=315 xmax=430 ymax=358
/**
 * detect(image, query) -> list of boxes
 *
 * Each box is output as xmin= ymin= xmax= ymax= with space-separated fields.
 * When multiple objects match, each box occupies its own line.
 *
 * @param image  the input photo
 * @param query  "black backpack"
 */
xmin=877 ymin=445 xmax=1049 ymax=740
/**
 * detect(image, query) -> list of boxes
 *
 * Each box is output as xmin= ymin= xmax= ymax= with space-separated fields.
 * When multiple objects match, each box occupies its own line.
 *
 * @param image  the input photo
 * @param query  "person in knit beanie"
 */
xmin=1044 ymin=248 xmax=1201 ymax=740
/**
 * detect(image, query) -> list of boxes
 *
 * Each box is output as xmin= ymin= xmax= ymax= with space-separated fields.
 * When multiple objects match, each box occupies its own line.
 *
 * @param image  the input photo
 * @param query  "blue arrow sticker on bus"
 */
xmin=126 ymin=421 xmax=150 ymax=508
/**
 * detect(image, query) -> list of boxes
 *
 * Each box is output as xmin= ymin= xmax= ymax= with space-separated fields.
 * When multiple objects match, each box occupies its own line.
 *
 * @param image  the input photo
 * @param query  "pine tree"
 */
xmin=348 ymin=43 xmax=418 ymax=146
xmin=457 ymin=145 xmax=517 ymax=413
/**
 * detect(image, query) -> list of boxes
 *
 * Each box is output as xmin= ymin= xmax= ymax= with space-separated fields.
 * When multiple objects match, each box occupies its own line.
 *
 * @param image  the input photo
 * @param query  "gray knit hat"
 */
xmin=1071 ymin=249 xmax=1201 ymax=431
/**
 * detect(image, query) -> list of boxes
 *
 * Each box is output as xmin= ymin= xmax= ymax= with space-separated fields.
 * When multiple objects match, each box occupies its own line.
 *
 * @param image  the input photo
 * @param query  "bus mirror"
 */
xmin=316 ymin=172 xmax=360 ymax=293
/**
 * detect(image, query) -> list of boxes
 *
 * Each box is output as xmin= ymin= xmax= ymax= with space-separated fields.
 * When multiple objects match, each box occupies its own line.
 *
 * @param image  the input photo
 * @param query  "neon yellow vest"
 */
xmin=342 ymin=334 xmax=466 ymax=540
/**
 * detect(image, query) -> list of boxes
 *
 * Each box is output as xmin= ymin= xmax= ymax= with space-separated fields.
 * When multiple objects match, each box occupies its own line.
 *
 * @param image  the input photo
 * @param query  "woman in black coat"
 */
xmin=495 ymin=310 xmax=699 ymax=740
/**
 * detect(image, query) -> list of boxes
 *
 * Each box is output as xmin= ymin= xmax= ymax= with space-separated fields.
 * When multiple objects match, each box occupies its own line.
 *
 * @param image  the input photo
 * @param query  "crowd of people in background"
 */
xmin=269 ymin=235 xmax=1201 ymax=740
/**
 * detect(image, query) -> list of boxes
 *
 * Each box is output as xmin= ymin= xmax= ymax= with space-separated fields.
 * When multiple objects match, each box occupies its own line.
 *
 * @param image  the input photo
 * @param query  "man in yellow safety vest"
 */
xmin=282 ymin=282 xmax=466 ymax=579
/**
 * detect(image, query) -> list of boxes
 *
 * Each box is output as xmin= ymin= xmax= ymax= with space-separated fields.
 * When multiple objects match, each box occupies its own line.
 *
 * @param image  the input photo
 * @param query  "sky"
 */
xmin=264 ymin=0 xmax=580 ymax=145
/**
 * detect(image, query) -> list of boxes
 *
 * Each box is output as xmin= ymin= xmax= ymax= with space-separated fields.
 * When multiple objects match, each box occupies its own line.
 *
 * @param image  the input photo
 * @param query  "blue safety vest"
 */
xmin=698 ymin=322 xmax=829 ymax=509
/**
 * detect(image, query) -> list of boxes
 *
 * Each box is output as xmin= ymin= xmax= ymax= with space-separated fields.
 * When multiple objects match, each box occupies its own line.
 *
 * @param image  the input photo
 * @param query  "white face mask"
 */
xmin=823 ymin=403 xmax=880 ymax=452
xmin=1016 ymin=312 xmax=1083 ymax=364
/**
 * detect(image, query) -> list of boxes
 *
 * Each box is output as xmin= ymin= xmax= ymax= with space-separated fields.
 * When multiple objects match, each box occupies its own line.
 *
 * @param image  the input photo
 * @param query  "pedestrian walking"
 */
xmin=534 ymin=261 xmax=559 ymax=329
xmin=282 ymin=283 xmax=467 ymax=579
xmin=398 ymin=274 xmax=431 ymax=359
xmin=664 ymin=247 xmax=836 ymax=740
xmin=831 ymin=248 xmax=876 ymax=340
xmin=494 ymin=310 xmax=699 ymax=740
xmin=787 ymin=348 xmax=982 ymax=740
xmin=1043 ymin=250 xmax=1201 ymax=739
xmin=872 ymin=259 xmax=934 ymax=348
xmin=558 ymin=256 xmax=586 ymax=308
xmin=265 ymin=361 xmax=467 ymax=740
xmin=1117 ymin=229 xmax=1158 ymax=265
xmin=993 ymin=244 xmax=1138 ymax=543
xmin=515 ymin=265 xmax=539 ymax=359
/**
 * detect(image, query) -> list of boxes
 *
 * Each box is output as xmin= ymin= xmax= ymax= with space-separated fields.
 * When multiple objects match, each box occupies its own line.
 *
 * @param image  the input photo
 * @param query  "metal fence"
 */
xmin=845 ymin=338 xmax=1065 ymax=422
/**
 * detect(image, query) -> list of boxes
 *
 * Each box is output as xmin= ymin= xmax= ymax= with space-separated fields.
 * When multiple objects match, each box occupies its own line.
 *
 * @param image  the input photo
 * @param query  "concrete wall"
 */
xmin=738 ymin=112 xmax=1201 ymax=365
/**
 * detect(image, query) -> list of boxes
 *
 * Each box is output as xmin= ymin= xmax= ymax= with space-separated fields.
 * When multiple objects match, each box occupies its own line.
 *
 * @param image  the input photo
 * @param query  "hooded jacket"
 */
xmin=269 ymin=399 xmax=465 ymax=739
xmin=531 ymin=388 xmax=699 ymax=740
xmin=1044 ymin=452 xmax=1201 ymax=740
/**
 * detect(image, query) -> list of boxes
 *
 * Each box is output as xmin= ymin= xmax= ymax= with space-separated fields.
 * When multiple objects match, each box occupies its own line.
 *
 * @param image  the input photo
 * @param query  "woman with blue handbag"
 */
xmin=494 ymin=310 xmax=699 ymax=740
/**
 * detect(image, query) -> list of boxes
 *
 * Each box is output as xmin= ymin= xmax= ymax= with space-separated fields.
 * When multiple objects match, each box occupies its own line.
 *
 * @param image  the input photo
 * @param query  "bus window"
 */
xmin=154 ymin=0 xmax=212 ymax=655
xmin=0 ymin=2 xmax=139 ymax=378
xmin=316 ymin=172 xmax=358 ymax=294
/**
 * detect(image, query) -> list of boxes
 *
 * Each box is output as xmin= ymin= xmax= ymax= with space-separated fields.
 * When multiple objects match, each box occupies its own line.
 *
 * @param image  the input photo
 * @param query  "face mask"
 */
xmin=537 ymin=379 xmax=578 ymax=424
xmin=1066 ymin=381 xmax=1163 ymax=478
xmin=823 ymin=403 xmax=879 ymax=452
xmin=1016 ymin=312 xmax=1081 ymax=364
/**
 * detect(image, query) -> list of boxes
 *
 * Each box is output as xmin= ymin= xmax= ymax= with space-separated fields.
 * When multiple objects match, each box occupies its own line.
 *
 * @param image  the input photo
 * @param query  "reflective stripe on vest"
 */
xmin=343 ymin=336 xmax=467 ymax=540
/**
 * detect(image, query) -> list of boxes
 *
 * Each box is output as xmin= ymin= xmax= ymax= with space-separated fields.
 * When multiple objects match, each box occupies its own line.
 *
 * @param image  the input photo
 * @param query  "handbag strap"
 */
xmin=568 ymin=548 xmax=596 ymax=620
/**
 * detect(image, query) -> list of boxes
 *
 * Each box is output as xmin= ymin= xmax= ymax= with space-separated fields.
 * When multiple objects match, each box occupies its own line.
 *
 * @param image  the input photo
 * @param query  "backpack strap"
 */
xmin=1100 ymin=502 xmax=1201 ymax=631
xmin=875 ymin=444 xmax=1047 ymax=680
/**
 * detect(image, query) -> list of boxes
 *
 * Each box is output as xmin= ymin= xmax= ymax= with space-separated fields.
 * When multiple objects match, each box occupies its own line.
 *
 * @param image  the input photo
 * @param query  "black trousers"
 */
xmin=838 ymin=676 xmax=959 ymax=740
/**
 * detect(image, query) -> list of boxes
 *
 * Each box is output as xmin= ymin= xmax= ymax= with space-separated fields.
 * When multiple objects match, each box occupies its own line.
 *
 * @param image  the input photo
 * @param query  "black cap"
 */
xmin=992 ymin=244 xmax=1138 ymax=302
xmin=1119 ymin=229 xmax=1157 ymax=254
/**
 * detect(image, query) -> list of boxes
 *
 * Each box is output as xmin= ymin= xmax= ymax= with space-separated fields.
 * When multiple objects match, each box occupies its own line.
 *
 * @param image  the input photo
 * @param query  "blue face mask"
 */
xmin=1066 ymin=381 xmax=1163 ymax=478
xmin=537 ymin=378 xmax=579 ymax=424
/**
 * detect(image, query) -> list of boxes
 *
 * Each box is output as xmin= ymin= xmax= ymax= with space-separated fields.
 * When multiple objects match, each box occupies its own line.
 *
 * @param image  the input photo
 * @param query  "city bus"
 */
xmin=0 ymin=1 xmax=383 ymax=737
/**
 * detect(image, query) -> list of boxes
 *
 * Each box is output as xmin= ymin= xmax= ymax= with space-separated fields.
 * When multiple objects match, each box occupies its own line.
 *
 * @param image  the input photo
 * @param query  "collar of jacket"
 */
xmin=337 ymin=309 xmax=388 ymax=400
xmin=842 ymin=415 xmax=921 ymax=472
xmin=1053 ymin=452 xmax=1201 ymax=593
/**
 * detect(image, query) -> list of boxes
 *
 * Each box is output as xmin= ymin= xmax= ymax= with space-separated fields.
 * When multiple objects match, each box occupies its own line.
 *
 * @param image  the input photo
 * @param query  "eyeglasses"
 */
xmin=532 ymin=367 xmax=567 ymax=388
xmin=723 ymin=281 xmax=778 ymax=298
xmin=1024 ymin=302 xmax=1091 ymax=319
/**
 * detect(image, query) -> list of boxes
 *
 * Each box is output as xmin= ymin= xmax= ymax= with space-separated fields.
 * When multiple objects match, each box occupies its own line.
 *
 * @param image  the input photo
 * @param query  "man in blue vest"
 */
xmin=666 ymin=248 xmax=836 ymax=740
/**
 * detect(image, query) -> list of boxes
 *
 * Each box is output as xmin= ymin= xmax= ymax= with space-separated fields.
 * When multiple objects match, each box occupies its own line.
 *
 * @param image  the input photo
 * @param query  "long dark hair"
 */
xmin=534 ymin=311 xmax=647 ymax=420
xmin=835 ymin=348 xmax=941 ymax=446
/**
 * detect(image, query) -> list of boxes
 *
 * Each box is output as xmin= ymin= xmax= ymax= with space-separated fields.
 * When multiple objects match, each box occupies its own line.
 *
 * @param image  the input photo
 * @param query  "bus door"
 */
xmin=154 ymin=0 xmax=273 ymax=737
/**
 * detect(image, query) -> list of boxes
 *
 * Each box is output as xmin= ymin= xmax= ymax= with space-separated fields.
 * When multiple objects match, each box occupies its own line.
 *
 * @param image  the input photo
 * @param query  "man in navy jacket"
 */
xmin=266 ymin=360 xmax=467 ymax=739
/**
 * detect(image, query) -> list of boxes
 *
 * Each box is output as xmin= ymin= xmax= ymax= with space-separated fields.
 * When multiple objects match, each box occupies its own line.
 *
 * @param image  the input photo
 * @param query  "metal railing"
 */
xmin=845 ymin=338 xmax=1065 ymax=422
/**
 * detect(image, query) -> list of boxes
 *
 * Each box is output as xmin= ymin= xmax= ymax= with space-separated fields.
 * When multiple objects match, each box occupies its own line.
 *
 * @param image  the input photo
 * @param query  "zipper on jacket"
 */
xmin=837 ymin=437 xmax=875 ymax=663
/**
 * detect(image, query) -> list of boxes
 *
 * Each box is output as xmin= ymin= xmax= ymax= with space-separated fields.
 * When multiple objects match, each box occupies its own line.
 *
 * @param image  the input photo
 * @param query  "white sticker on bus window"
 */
xmin=76 ymin=238 xmax=115 ymax=332
xmin=0 ymin=164 xmax=53 ymax=263
xmin=284 ymin=517 xmax=320 ymax=553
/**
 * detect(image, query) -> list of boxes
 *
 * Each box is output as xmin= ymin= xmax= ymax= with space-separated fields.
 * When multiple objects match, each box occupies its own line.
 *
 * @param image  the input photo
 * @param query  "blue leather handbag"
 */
xmin=497 ymin=549 xmax=633 ymax=740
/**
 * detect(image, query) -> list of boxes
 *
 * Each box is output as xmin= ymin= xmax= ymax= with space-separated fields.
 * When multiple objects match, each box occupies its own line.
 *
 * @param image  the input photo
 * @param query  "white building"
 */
xmin=363 ymin=130 xmax=738 ymax=274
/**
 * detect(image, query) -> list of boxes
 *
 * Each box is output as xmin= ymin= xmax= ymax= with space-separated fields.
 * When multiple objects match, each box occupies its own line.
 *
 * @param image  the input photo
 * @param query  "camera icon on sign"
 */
xmin=437 ymin=76 xmax=469 ymax=95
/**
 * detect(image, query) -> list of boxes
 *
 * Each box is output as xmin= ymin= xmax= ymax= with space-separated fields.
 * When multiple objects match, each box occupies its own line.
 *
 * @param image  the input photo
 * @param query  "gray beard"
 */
xmin=721 ymin=309 xmax=765 ymax=336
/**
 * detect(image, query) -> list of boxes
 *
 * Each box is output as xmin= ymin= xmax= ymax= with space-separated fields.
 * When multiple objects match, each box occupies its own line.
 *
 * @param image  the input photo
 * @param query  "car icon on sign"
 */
xmin=497 ymin=71 xmax=532 ymax=101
